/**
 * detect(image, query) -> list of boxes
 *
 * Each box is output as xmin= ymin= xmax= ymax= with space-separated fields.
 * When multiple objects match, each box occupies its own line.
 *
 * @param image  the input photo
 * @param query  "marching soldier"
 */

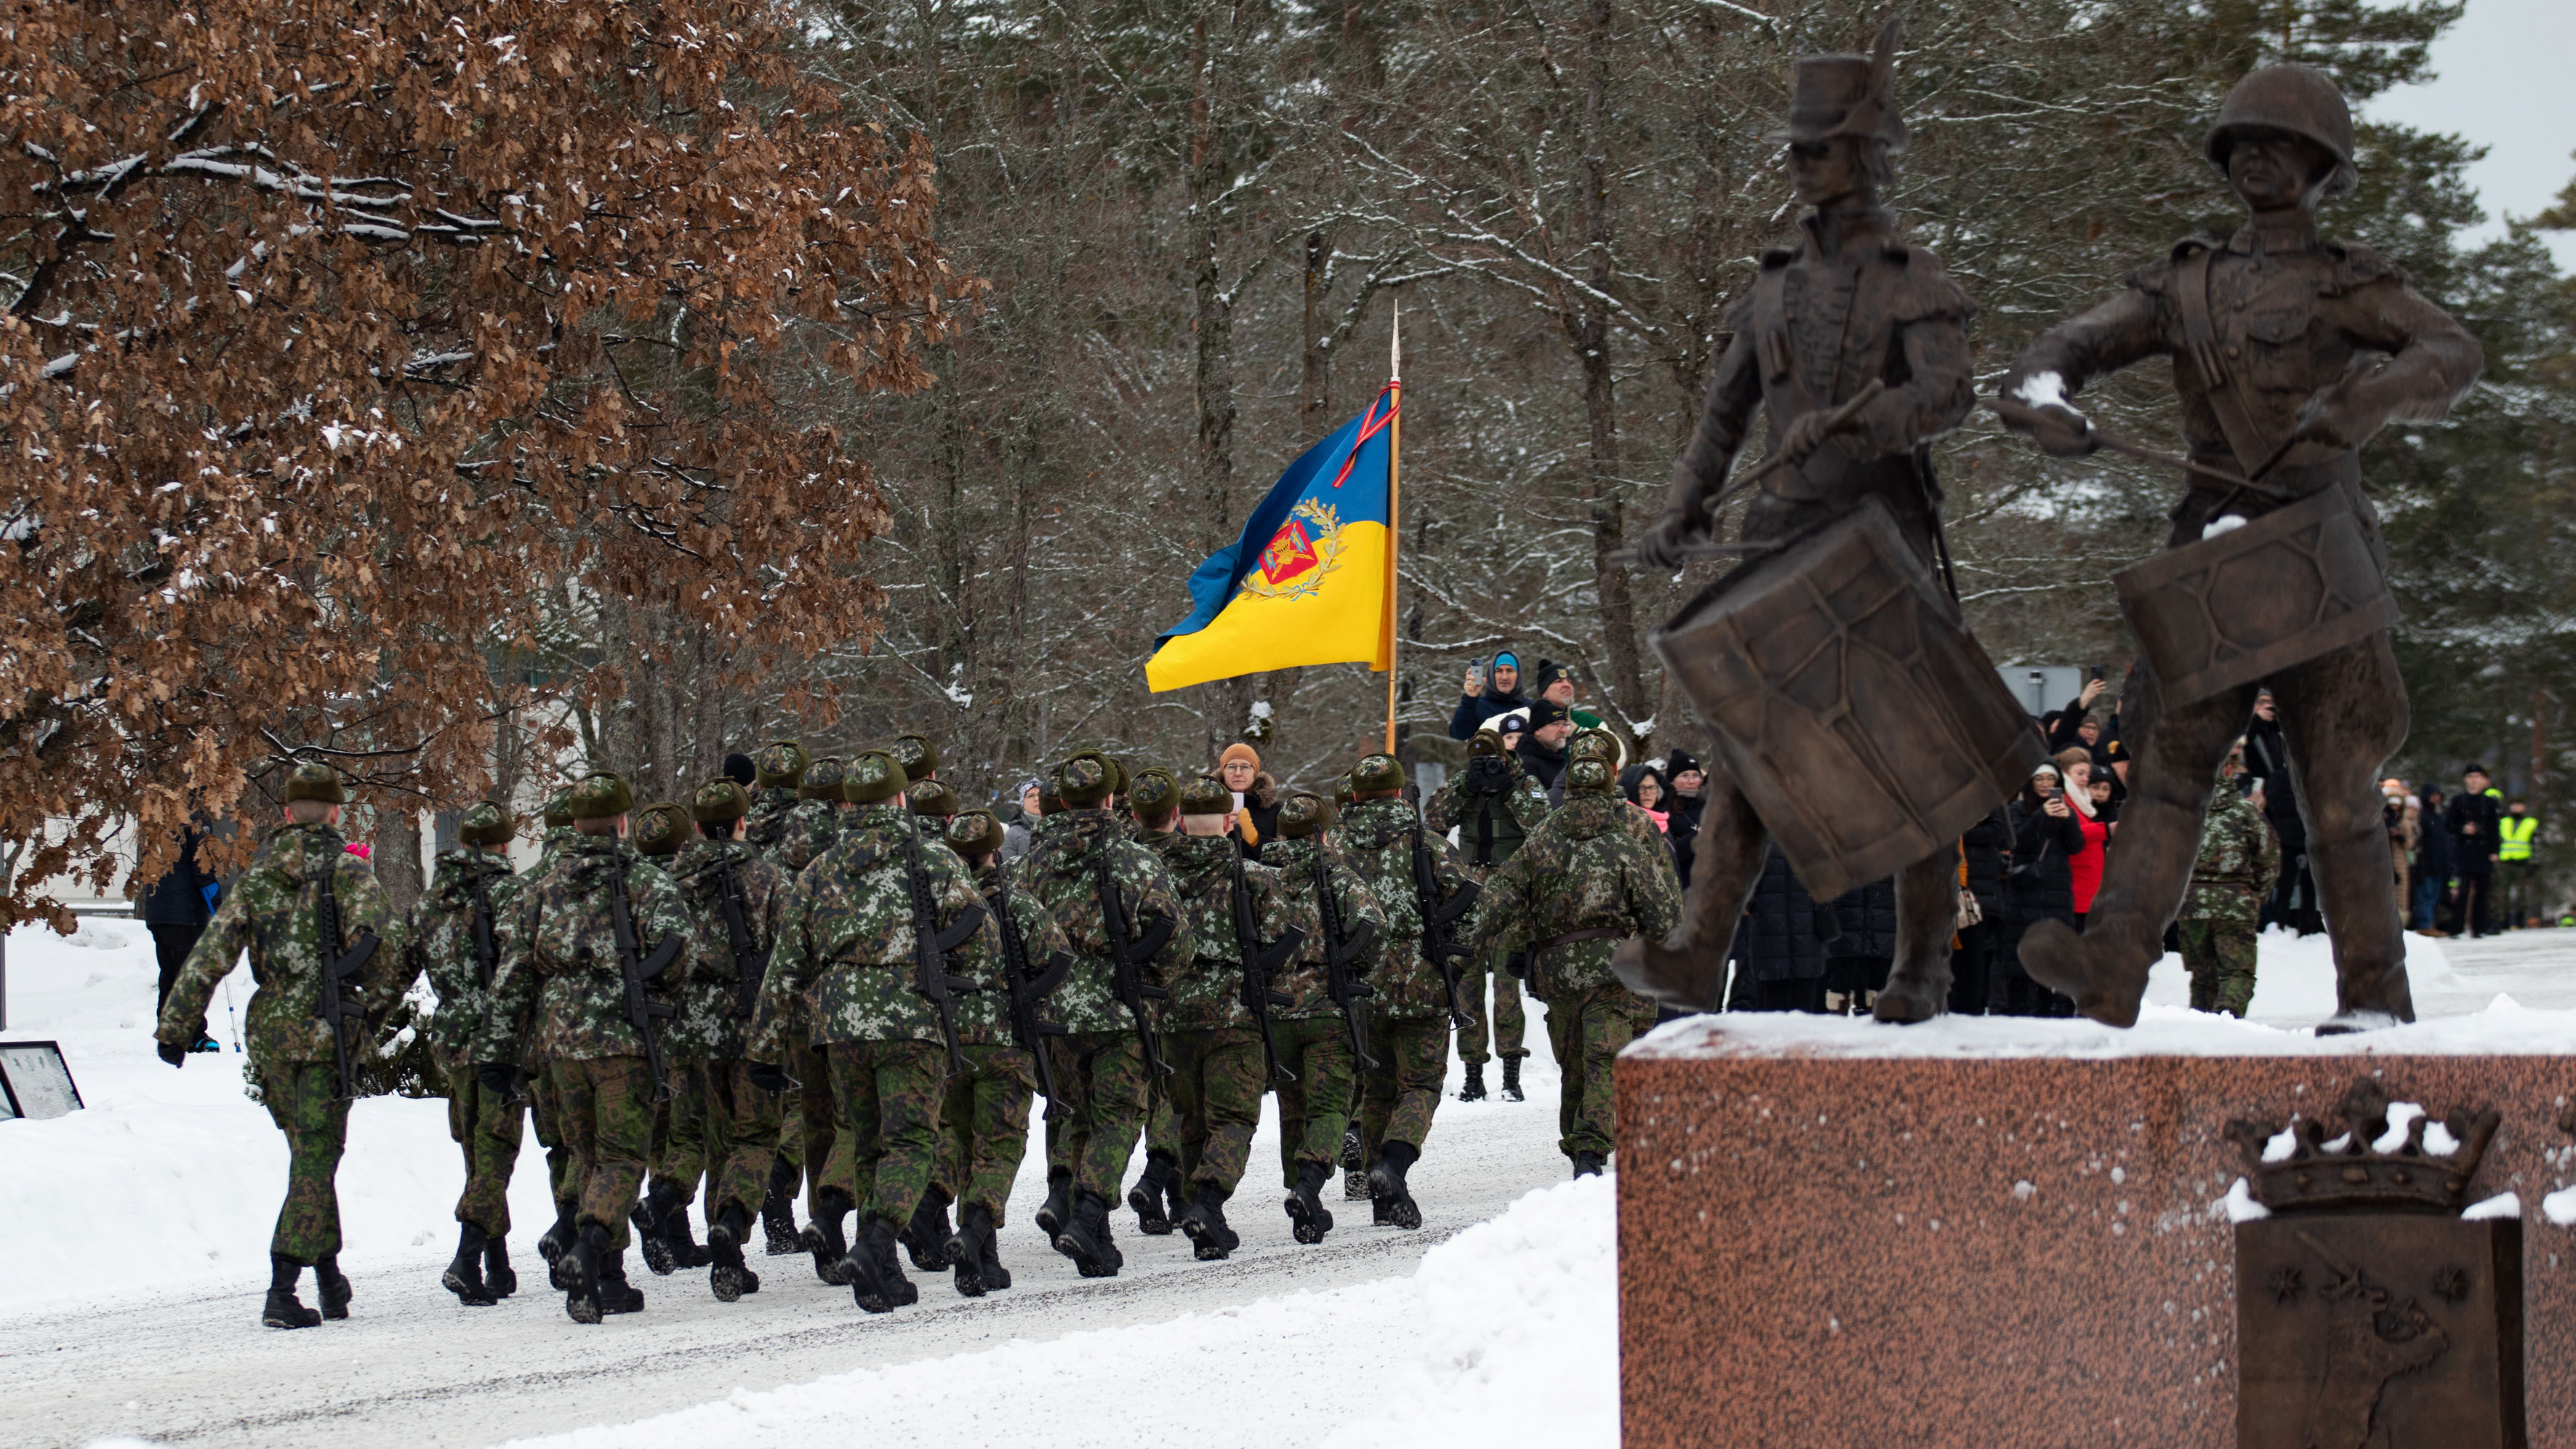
xmin=156 ymin=762 xmax=403 ymax=1328
xmin=742 ymin=741 xmax=842 ymax=1261
xmin=630 ymin=802 xmax=718 ymax=1276
xmin=2182 ymin=758 xmax=2277 ymax=1017
xmin=776 ymin=755 xmax=850 ymax=874
xmin=1425 ymin=728 xmax=1549 ymax=1102
xmin=745 ymin=740 xmax=809 ymax=855
xmin=474 ymin=771 xmax=699 ymax=1323
xmin=1997 ymin=62 xmax=2481 ymax=1026
xmin=1257 ymin=792 xmax=1388 ymax=1243
xmin=1472 ymin=758 xmax=1682 ymax=1176
xmin=894 ymin=775 xmax=971 ymax=1272
xmin=1123 ymin=768 xmax=1195 ymax=1235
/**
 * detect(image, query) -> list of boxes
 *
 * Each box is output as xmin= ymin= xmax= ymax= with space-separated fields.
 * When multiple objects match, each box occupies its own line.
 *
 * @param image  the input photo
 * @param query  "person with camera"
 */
xmin=1997 ymin=763 xmax=2085 ymax=1016
xmin=1448 ymin=651 xmax=1531 ymax=741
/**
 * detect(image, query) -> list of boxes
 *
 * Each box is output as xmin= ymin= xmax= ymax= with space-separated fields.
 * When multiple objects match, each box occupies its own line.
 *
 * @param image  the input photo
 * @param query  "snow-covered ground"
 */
xmin=7 ymin=917 xmax=2572 ymax=1449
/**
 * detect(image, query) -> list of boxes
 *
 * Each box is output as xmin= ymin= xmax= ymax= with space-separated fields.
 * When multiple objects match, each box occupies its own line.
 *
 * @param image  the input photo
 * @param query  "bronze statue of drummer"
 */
xmin=1997 ymin=63 xmax=2481 ymax=1028
xmin=1624 ymin=22 xmax=2039 ymax=1023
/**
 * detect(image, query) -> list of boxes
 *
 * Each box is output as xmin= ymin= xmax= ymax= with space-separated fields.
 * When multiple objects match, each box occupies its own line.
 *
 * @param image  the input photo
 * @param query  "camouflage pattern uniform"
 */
xmin=2182 ymin=779 xmax=2277 ymax=1016
xmin=1424 ymin=746 xmax=1549 ymax=1068
xmin=1470 ymin=758 xmax=1681 ymax=1169
xmin=743 ymin=741 xmax=810 ymax=855
xmin=631 ymin=803 xmax=717 ymax=1250
xmin=743 ymin=744 xmax=842 ymax=1240
xmin=158 ymin=807 xmax=403 ymax=1272
xmin=775 ymin=756 xmax=850 ymax=875
xmin=663 ymin=822 xmax=791 ymax=1224
xmin=400 ymin=819 xmax=524 ymax=1239
xmin=936 ymin=854 xmax=1067 ymax=1226
xmin=521 ymin=795 xmax=581 ymax=1236
xmin=1338 ymin=784 xmax=1475 ymax=1173
xmin=1141 ymin=822 xmax=1296 ymax=1202
xmin=1257 ymin=813 xmax=1389 ymax=1188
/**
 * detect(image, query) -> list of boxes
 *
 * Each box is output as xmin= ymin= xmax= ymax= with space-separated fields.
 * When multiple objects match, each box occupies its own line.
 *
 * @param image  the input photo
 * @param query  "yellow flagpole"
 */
xmin=1383 ymin=303 xmax=1403 ymax=755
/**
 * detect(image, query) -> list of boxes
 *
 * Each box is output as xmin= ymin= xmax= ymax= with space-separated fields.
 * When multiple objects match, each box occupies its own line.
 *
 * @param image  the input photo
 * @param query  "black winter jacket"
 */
xmin=2007 ymin=796 xmax=2087 ymax=924
xmin=138 ymin=825 xmax=217 ymax=927
xmin=1731 ymin=848 xmax=1828 ymax=984
xmin=1823 ymin=876 xmax=1898 ymax=960
xmin=2447 ymin=790 xmax=2502 ymax=870
xmin=1961 ymin=807 xmax=2011 ymax=915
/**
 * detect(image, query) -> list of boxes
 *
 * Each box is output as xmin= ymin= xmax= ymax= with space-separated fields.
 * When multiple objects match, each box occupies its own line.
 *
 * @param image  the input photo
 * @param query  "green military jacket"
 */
xmin=750 ymin=803 xmax=1001 ymax=1054
xmin=1335 ymin=796 xmax=1478 ymax=1021
xmin=534 ymin=824 xmax=574 ymax=876
xmin=1470 ymin=792 xmax=1680 ymax=998
xmin=1256 ymin=835 xmax=1391 ymax=1022
xmin=1425 ymin=759 xmax=1551 ymax=873
xmin=2186 ymin=780 xmax=2278 ymax=919
xmin=476 ymin=835 xmax=700 ymax=1064
xmin=774 ymin=798 xmax=843 ymax=875
xmin=1143 ymin=830 xmax=1299 ymax=1032
xmin=402 ymin=846 xmax=521 ymax=1072
xmin=158 ymin=822 xmax=404 ymax=1069
xmin=662 ymin=835 xmax=790 ymax=1061
xmin=969 ymin=859 xmax=1076 ymax=1046
xmin=745 ymin=786 xmax=803 ymax=856
xmin=1012 ymin=808 xmax=1195 ymax=1035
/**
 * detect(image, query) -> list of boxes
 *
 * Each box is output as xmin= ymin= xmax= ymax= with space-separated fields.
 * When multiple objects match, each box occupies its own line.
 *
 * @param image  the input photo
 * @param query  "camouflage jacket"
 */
xmin=1255 ymin=836 xmax=1391 ymax=1021
xmin=475 ymin=835 xmax=701 ymax=1064
xmin=159 ymin=823 xmax=406 ymax=1069
xmin=774 ymin=798 xmax=844 ymax=875
xmin=750 ymin=804 xmax=1001 ymax=1054
xmin=535 ymin=824 xmax=574 ymax=875
xmin=745 ymin=786 xmax=803 ymax=856
xmin=971 ymin=860 xmax=1076 ymax=1046
xmin=401 ymin=846 xmax=522 ymax=1071
xmin=662 ymin=835 xmax=790 ymax=1061
xmin=1336 ymin=797 xmax=1478 ymax=1021
xmin=1012 ymin=808 xmax=1195 ymax=1035
xmin=1426 ymin=761 xmax=1552 ymax=873
xmin=2189 ymin=781 xmax=2278 ymax=902
xmin=1144 ymin=830 xmax=1300 ymax=1032
xmin=1471 ymin=793 xmax=1682 ymax=998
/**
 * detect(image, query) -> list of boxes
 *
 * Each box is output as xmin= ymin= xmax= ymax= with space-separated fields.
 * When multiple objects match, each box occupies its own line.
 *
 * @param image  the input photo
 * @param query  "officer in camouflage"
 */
xmin=475 ymin=771 xmax=700 ymax=1323
xmin=158 ymin=761 xmax=404 ymax=1329
xmin=2183 ymin=756 xmax=2278 ymax=1017
xmin=748 ymin=750 xmax=1002 ymax=1314
xmin=1424 ymin=728 xmax=1549 ymax=1102
xmin=1338 ymin=753 xmax=1476 ymax=1229
xmin=1258 ymin=791 xmax=1389 ymax=1243
xmin=745 ymin=740 xmax=809 ymax=855
xmin=1471 ymin=757 xmax=1681 ymax=1176
xmin=1014 ymin=750 xmax=1195 ymax=1276
xmin=397 ymin=800 xmax=526 ymax=1306
xmin=629 ymin=801 xmax=718 ymax=1277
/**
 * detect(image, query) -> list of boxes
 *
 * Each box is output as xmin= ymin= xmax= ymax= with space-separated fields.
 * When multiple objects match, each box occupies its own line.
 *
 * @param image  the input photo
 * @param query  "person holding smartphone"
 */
xmin=1448 ymin=651 xmax=1530 ymax=741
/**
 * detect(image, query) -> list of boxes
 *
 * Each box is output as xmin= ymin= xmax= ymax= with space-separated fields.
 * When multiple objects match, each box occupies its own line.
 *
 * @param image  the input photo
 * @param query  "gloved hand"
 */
xmin=1632 ymin=509 xmax=1706 ymax=570
xmin=1775 ymin=407 xmax=1841 ymax=467
xmin=157 ymin=1040 xmax=189 ymax=1069
xmin=474 ymin=1061 xmax=518 ymax=1095
xmin=746 ymin=1061 xmax=793 ymax=1093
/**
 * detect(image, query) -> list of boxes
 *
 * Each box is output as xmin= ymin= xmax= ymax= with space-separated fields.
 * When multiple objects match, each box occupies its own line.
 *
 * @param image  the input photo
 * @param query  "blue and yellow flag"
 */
xmin=1146 ymin=382 xmax=1400 ymax=691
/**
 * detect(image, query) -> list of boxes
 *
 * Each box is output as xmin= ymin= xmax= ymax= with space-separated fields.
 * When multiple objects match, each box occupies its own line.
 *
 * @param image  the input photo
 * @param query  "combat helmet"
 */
xmin=1770 ymin=18 xmax=1906 ymax=153
xmin=2205 ymin=62 xmax=2358 ymax=198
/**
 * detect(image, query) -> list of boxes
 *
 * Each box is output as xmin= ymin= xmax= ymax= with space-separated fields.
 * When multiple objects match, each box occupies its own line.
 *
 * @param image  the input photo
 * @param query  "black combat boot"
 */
xmin=539 ymin=1199 xmax=580 ymax=1288
xmin=1054 ymin=1189 xmax=1123 ymax=1277
xmin=1368 ymin=1140 xmax=1423 ymax=1230
xmin=1457 ymin=1061 xmax=1488 ymax=1101
xmin=632 ymin=1182 xmax=681 ymax=1277
xmin=839 ymin=1216 xmax=904 ymax=1314
xmin=1164 ymin=1170 xmax=1192 ymax=1231
xmin=443 ymin=1222 xmax=495 ymax=1306
xmin=761 ymin=1155 xmax=803 ymax=1256
xmin=665 ymin=1193 xmax=711 ymax=1270
xmin=1341 ymin=1126 xmax=1369 ymax=1200
xmin=899 ymin=1184 xmax=955 ymax=1272
xmin=313 ymin=1254 xmax=352 ymax=1321
xmin=945 ymin=1204 xmax=991 ymax=1298
xmin=1035 ymin=1165 xmax=1073 ymax=1238
xmin=1285 ymin=1161 xmax=1335 ymax=1245
xmin=262 ymin=1254 xmax=321 ymax=1330
xmin=1127 ymin=1152 xmax=1179 ymax=1235
xmin=706 ymin=1204 xmax=762 ymax=1301
xmin=1570 ymin=1149 xmax=1606 ymax=1179
xmin=566 ymin=1221 xmax=609 ymax=1324
xmin=598 ymin=1243 xmax=646 ymax=1315
xmin=881 ymin=1222 xmax=920 ymax=1305
xmin=803 ymin=1187 xmax=854 ymax=1285
xmin=483 ymin=1234 xmax=518 ymax=1298
xmin=1501 ymin=1055 xmax=1526 ymax=1102
xmin=1177 ymin=1181 xmax=1240 ymax=1261
xmin=974 ymin=1206 xmax=1014 ymax=1291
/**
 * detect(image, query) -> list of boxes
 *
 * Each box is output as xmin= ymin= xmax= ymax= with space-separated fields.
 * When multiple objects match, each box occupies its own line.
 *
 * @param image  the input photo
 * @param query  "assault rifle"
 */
xmin=313 ymin=857 xmax=382 ymax=1101
xmin=901 ymin=812 xmax=990 ymax=1078
xmin=990 ymin=873 xmax=1072 ymax=1101
xmin=1405 ymin=784 xmax=1480 ymax=1032
xmin=1309 ymin=849 xmax=1379 ymax=1069
xmin=468 ymin=871 xmax=499 ymax=992
xmin=716 ymin=862 xmax=769 ymax=1022
xmin=607 ymin=861 xmax=684 ymax=1103
xmin=1228 ymin=847 xmax=1304 ymax=1085
xmin=1095 ymin=832 xmax=1175 ymax=1077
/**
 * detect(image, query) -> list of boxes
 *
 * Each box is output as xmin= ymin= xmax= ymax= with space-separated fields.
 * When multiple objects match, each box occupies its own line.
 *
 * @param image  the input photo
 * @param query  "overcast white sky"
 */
xmin=2366 ymin=0 xmax=2576 ymax=268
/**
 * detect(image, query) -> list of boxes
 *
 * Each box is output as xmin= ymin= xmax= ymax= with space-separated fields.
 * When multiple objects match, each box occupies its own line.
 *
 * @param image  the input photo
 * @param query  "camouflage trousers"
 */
xmin=777 ymin=1031 xmax=849 ymax=1211
xmin=1358 ymin=1012 xmax=1448 ymax=1163
xmin=824 ymin=1038 xmax=947 ymax=1227
xmin=1270 ymin=1016 xmax=1358 ymax=1188
xmin=1541 ymin=979 xmax=1648 ymax=1160
xmin=2181 ymin=885 xmax=2261 ymax=1018
xmin=551 ymin=1056 xmax=655 ymax=1250
xmin=1046 ymin=1030 xmax=1149 ymax=1202
xmin=705 ymin=1059 xmax=784 ymax=1221
xmin=1160 ymin=1026 xmax=1267 ymax=1195
xmin=259 ymin=1061 xmax=350 ymax=1263
xmin=649 ymin=1059 xmax=713 ymax=1200
xmin=444 ymin=1063 xmax=526 ymax=1237
xmin=1454 ymin=947 xmax=1530 ymax=1063
xmin=525 ymin=1070 xmax=577 ymax=1211
xmin=931 ymin=1045 xmax=1035 ymax=1222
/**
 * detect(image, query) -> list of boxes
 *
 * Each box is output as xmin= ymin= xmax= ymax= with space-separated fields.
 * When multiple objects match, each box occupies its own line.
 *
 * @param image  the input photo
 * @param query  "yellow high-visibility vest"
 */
xmin=2499 ymin=815 xmax=2536 ymax=862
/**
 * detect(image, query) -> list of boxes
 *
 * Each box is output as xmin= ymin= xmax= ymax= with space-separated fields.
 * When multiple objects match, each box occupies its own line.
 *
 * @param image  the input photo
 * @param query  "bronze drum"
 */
xmin=1651 ymin=497 xmax=2045 ymax=901
xmin=2114 ymin=482 xmax=2397 ymax=707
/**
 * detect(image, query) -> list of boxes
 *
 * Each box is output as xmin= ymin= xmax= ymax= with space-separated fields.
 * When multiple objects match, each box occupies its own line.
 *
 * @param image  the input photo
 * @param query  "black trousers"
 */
xmin=2451 ymin=869 xmax=2494 ymax=938
xmin=1751 ymin=977 xmax=1827 ymax=1013
xmin=151 ymin=923 xmax=209 ymax=1038
xmin=1949 ymin=920 xmax=1997 ymax=1016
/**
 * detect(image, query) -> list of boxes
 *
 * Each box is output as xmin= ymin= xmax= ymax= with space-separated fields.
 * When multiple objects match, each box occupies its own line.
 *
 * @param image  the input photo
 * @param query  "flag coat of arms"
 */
xmin=1146 ymin=383 xmax=1398 ymax=691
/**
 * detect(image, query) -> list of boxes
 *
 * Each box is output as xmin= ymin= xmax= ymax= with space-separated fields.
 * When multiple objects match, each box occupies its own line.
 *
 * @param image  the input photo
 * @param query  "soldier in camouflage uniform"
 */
xmin=1470 ymin=757 xmax=1681 ymax=1176
xmin=158 ymin=762 xmax=403 ymax=1329
xmin=2183 ymin=760 xmax=2278 ymax=1016
xmin=889 ymin=733 xmax=940 ymax=788
xmin=1339 ymin=755 xmax=1476 ymax=1229
xmin=748 ymin=751 xmax=1001 ymax=1313
xmin=1424 ymin=728 xmax=1549 ymax=1102
xmin=1014 ymin=751 xmax=1195 ymax=1276
xmin=523 ymin=787 xmax=584 ymax=1272
xmin=893 ymin=773 xmax=970 ymax=1271
xmin=475 ymin=771 xmax=701 ymax=1323
xmin=775 ymin=755 xmax=850 ymax=875
xmin=745 ymin=740 xmax=809 ymax=854
xmin=1120 ymin=768 xmax=1195 ymax=1236
xmin=628 ymin=802 xmax=718 ymax=1277
xmin=742 ymin=740 xmax=838 ymax=1259
xmin=1258 ymin=792 xmax=1389 ymax=1243
xmin=937 ymin=808 xmax=1073 ymax=1293
xmin=660 ymin=779 xmax=790 ymax=1301
xmin=398 ymin=800 xmax=525 ymax=1306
